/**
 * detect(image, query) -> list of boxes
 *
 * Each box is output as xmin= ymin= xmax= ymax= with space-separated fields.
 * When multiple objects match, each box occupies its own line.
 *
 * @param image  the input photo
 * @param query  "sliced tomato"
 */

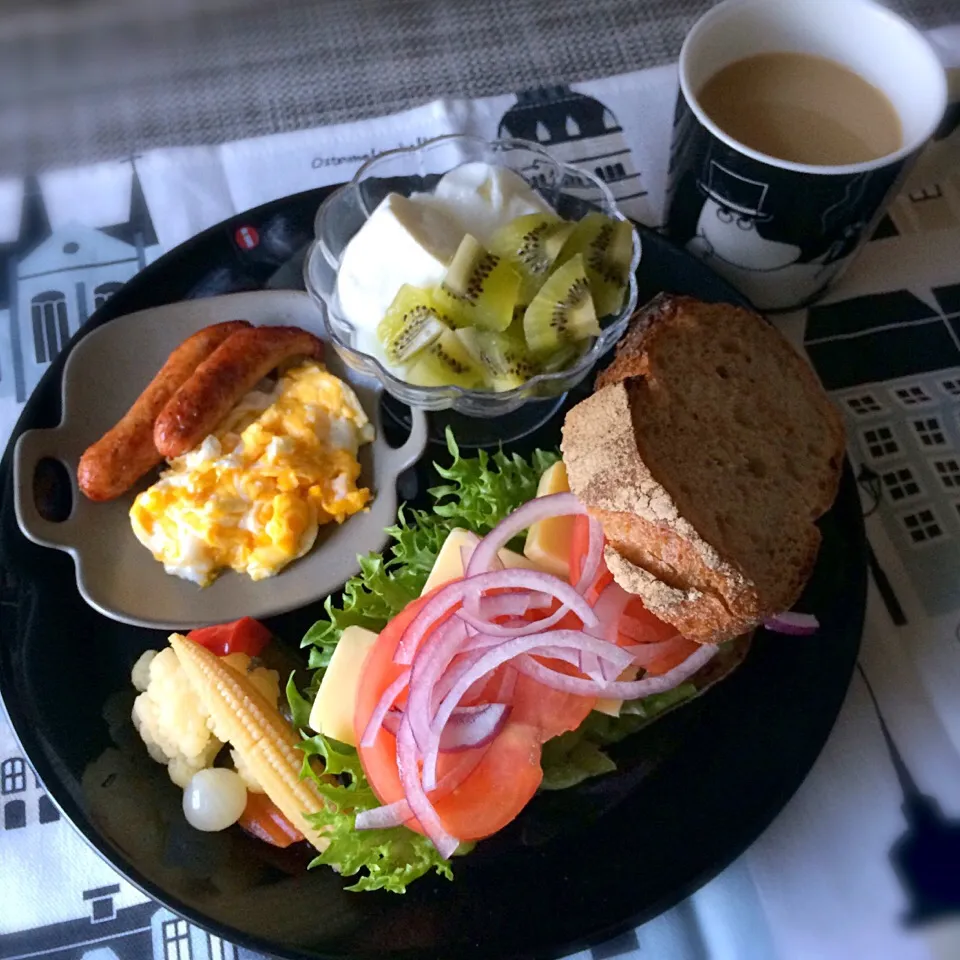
xmin=643 ymin=638 xmax=702 ymax=675
xmin=238 ymin=791 xmax=304 ymax=848
xmin=569 ymin=514 xmax=613 ymax=601
xmin=188 ymin=617 xmax=272 ymax=657
xmin=510 ymin=660 xmax=596 ymax=738
xmin=620 ymin=598 xmax=680 ymax=646
xmin=354 ymin=589 xmax=589 ymax=842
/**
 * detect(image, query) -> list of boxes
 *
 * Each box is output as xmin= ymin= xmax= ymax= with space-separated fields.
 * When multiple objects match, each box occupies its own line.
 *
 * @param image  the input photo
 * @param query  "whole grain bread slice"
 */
xmin=562 ymin=294 xmax=845 ymax=644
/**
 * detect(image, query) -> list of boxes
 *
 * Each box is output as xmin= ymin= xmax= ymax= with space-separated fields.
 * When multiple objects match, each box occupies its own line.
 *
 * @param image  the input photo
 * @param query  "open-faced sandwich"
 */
xmin=127 ymin=293 xmax=845 ymax=892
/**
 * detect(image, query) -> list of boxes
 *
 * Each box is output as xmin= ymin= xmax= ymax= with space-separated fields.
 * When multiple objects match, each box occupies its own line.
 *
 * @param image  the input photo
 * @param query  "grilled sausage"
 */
xmin=77 ymin=320 xmax=251 ymax=501
xmin=153 ymin=325 xmax=325 ymax=459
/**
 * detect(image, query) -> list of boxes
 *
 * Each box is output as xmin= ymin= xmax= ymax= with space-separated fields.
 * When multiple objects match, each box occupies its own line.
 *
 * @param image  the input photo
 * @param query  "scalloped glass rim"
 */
xmin=303 ymin=134 xmax=641 ymax=415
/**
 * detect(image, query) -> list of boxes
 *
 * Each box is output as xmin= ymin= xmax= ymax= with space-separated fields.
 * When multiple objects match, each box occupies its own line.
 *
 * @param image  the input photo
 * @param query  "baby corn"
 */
xmin=170 ymin=633 xmax=329 ymax=852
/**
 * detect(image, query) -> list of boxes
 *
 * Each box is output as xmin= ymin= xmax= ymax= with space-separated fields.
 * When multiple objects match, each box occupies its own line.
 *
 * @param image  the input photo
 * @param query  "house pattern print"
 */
xmin=0 ymin=163 xmax=161 ymax=404
xmin=1 ymin=740 xmax=254 ymax=960
xmin=802 ymin=176 xmax=960 ymax=619
xmin=497 ymin=85 xmax=649 ymax=218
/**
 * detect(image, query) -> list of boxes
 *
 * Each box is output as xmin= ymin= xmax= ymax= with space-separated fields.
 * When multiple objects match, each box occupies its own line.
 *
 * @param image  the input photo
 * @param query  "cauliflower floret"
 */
xmin=220 ymin=652 xmax=281 ymax=705
xmin=131 ymin=646 xmax=222 ymax=787
xmin=131 ymin=649 xmax=157 ymax=692
xmin=130 ymin=644 xmax=282 ymax=789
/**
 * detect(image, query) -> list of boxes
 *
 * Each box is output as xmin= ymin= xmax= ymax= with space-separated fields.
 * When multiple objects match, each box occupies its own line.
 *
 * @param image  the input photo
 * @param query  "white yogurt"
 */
xmin=334 ymin=161 xmax=554 ymax=372
xmin=415 ymin=162 xmax=554 ymax=246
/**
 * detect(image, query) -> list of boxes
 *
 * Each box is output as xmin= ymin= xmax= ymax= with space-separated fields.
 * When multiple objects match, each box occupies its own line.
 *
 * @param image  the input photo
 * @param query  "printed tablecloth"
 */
xmin=2 ymin=21 xmax=960 ymax=960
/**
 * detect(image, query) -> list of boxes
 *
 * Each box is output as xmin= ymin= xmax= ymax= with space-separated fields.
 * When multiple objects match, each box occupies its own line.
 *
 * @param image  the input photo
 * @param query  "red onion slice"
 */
xmin=764 ymin=612 xmax=819 ymax=635
xmin=405 ymin=616 xmax=470 ymax=751
xmin=439 ymin=702 xmax=510 ymax=752
xmin=515 ymin=642 xmax=717 ymax=699
xmin=432 ymin=648 xmax=489 ymax=704
xmin=580 ymin=650 xmax=602 ymax=680
xmin=525 ymin=645 xmax=583 ymax=667
xmin=495 ymin=664 xmax=518 ymax=702
xmin=421 ymin=629 xmax=630 ymax=790
xmin=355 ymin=749 xmax=486 ymax=831
xmin=359 ymin=670 xmax=411 ymax=749
xmin=575 ymin=515 xmax=605 ymax=594
xmin=395 ymin=568 xmax=598 ymax=664
xmin=382 ymin=703 xmax=509 ymax=752
xmin=464 ymin=492 xmax=589 ymax=582
xmin=354 ymin=801 xmax=411 ymax=831
xmin=396 ymin=719 xmax=460 ymax=858
xmin=587 ymin=581 xmax=632 ymax=642
xmin=618 ymin=614 xmax=675 ymax=644
xmin=621 ymin=634 xmax=692 ymax=668
xmin=478 ymin=593 xmax=533 ymax=620
xmin=456 ymin=600 xmax=586 ymax=639
xmin=585 ymin=580 xmax=632 ymax=678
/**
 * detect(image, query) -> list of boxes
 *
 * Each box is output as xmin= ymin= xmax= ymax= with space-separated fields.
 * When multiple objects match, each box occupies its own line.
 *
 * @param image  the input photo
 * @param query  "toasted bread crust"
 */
xmin=598 ymin=293 xmax=846 ymax=517
xmin=563 ymin=294 xmax=843 ymax=644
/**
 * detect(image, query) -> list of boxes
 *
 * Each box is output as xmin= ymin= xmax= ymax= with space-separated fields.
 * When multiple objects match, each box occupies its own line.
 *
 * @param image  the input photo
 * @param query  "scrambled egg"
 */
xmin=130 ymin=361 xmax=374 ymax=585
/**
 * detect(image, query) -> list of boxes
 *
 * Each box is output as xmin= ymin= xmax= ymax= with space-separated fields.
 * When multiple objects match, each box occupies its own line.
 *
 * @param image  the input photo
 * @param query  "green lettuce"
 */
xmin=285 ymin=676 xmax=457 ymax=893
xmin=298 ymin=732 xmax=457 ymax=893
xmin=538 ymin=683 xmax=700 ymax=791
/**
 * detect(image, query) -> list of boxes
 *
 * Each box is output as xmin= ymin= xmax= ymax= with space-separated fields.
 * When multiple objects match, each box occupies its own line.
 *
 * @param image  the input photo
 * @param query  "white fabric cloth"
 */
xmin=3 ymin=24 xmax=960 ymax=960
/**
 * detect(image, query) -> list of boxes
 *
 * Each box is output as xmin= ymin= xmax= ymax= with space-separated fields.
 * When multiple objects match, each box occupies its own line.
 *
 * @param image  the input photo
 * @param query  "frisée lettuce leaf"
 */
xmin=286 ymin=677 xmax=461 ymax=893
xmin=538 ymin=683 xmax=700 ymax=791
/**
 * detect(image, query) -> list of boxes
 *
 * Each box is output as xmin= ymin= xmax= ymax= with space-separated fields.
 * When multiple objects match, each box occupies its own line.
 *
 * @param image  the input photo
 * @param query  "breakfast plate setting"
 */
xmin=0 ymin=131 xmax=869 ymax=960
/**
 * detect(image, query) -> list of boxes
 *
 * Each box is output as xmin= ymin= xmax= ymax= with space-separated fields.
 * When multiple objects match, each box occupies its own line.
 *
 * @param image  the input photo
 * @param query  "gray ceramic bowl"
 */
xmin=303 ymin=134 xmax=641 ymax=417
xmin=13 ymin=290 xmax=427 ymax=630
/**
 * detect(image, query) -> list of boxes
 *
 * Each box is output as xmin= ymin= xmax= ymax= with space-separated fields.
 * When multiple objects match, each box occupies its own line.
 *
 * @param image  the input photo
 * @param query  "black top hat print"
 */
xmin=697 ymin=162 xmax=774 ymax=221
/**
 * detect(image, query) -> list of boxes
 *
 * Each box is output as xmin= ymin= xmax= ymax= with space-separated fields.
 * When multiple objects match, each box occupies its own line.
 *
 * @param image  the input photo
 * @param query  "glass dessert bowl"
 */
xmin=303 ymin=134 xmax=641 ymax=417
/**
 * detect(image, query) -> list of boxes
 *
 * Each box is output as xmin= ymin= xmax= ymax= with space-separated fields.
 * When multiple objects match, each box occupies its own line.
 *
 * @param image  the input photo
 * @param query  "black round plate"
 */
xmin=0 ymin=187 xmax=866 ymax=960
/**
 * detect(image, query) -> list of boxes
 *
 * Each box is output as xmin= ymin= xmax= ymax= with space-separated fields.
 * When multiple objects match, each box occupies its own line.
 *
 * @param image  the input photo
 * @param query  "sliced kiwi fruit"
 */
xmin=377 ymin=285 xmax=452 ymax=365
xmin=489 ymin=213 xmax=575 ymax=305
xmin=434 ymin=234 xmax=520 ymax=332
xmin=459 ymin=324 xmax=540 ymax=392
xmin=404 ymin=327 xmax=486 ymax=389
xmin=557 ymin=212 xmax=634 ymax=318
xmin=540 ymin=339 xmax=588 ymax=374
xmin=523 ymin=254 xmax=599 ymax=357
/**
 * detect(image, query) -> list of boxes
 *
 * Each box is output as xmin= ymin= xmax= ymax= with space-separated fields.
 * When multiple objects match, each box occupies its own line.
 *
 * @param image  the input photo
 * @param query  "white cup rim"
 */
xmin=678 ymin=0 xmax=949 ymax=177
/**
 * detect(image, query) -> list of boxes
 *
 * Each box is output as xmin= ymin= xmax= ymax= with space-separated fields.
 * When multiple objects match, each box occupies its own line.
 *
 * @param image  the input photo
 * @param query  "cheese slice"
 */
xmin=523 ymin=461 xmax=575 ymax=579
xmin=308 ymin=625 xmax=379 ymax=746
xmin=594 ymin=665 xmax=640 ymax=717
xmin=421 ymin=527 xmax=539 ymax=596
